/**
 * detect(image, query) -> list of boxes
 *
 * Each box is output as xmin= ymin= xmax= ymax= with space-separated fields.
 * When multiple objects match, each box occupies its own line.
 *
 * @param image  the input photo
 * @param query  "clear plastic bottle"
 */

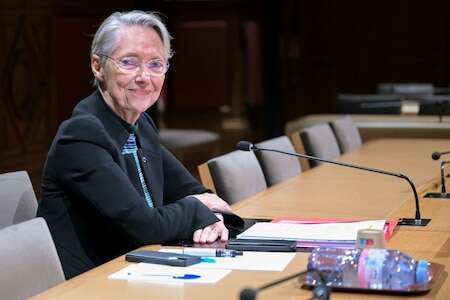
xmin=306 ymin=247 xmax=429 ymax=290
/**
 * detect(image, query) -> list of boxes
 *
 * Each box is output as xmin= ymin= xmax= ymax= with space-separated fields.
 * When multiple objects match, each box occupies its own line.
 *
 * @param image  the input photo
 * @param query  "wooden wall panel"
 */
xmin=282 ymin=0 xmax=450 ymax=123
xmin=0 ymin=4 xmax=55 ymax=197
xmin=0 ymin=0 xmax=133 ymax=197
xmin=54 ymin=16 xmax=100 ymax=123
xmin=171 ymin=20 xmax=229 ymax=110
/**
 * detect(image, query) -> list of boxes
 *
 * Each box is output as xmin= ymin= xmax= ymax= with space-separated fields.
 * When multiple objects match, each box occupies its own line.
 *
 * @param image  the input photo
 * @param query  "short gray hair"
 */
xmin=91 ymin=10 xmax=173 ymax=87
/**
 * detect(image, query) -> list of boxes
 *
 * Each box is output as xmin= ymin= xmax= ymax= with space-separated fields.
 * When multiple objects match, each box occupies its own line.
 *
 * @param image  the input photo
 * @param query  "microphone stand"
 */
xmin=239 ymin=268 xmax=330 ymax=300
xmin=245 ymin=144 xmax=430 ymax=226
xmin=432 ymin=151 xmax=450 ymax=178
xmin=424 ymin=161 xmax=450 ymax=199
xmin=435 ymin=100 xmax=448 ymax=123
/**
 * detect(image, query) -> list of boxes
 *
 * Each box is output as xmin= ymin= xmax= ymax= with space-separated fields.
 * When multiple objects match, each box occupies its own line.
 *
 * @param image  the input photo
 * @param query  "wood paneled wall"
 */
xmin=281 ymin=0 xmax=450 ymax=122
xmin=0 ymin=0 xmax=133 ymax=197
xmin=0 ymin=1 xmax=56 ymax=196
xmin=1 ymin=0 xmax=450 ymax=194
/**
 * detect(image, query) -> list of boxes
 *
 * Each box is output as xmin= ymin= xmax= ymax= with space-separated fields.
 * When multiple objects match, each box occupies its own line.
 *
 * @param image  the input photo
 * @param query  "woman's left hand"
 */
xmin=192 ymin=193 xmax=232 ymax=213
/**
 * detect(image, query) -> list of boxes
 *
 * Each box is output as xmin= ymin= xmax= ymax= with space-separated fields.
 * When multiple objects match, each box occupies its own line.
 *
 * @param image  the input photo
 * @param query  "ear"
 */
xmin=91 ymin=54 xmax=104 ymax=82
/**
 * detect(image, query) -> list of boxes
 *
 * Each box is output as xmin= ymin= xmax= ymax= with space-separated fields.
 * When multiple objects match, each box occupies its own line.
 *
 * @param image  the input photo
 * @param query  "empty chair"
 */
xmin=159 ymin=129 xmax=219 ymax=151
xmin=299 ymin=123 xmax=341 ymax=168
xmin=198 ymin=150 xmax=267 ymax=204
xmin=329 ymin=116 xmax=362 ymax=153
xmin=255 ymin=136 xmax=302 ymax=186
xmin=159 ymin=129 xmax=220 ymax=175
xmin=0 ymin=171 xmax=38 ymax=229
xmin=0 ymin=218 xmax=65 ymax=299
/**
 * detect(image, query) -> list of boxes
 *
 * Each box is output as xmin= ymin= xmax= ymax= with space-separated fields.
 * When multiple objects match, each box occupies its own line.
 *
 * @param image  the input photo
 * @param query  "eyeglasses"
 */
xmin=97 ymin=53 xmax=169 ymax=77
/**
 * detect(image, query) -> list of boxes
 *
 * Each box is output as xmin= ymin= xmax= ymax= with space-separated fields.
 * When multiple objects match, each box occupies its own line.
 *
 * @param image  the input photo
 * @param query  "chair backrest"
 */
xmin=290 ymin=130 xmax=311 ymax=171
xmin=0 ymin=171 xmax=38 ymax=229
xmin=198 ymin=150 xmax=267 ymax=204
xmin=0 ymin=218 xmax=65 ymax=299
xmin=329 ymin=116 xmax=362 ymax=153
xmin=255 ymin=136 xmax=302 ymax=186
xmin=159 ymin=129 xmax=219 ymax=150
xmin=299 ymin=123 xmax=341 ymax=168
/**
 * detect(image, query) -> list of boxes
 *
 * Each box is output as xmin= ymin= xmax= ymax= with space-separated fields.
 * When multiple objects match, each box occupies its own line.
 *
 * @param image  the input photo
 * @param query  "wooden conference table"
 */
xmin=32 ymin=138 xmax=450 ymax=300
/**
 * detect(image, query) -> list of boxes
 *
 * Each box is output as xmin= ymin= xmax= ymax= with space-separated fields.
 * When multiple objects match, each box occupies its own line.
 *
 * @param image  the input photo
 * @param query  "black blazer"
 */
xmin=37 ymin=91 xmax=218 ymax=279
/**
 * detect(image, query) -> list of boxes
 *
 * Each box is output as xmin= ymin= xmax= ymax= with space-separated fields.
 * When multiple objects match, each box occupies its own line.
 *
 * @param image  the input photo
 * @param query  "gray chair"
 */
xmin=255 ymin=136 xmax=302 ymax=186
xmin=159 ymin=129 xmax=220 ymax=175
xmin=0 ymin=171 xmax=38 ymax=229
xmin=159 ymin=129 xmax=219 ymax=150
xmin=329 ymin=116 xmax=362 ymax=153
xmin=299 ymin=123 xmax=341 ymax=168
xmin=0 ymin=218 xmax=65 ymax=300
xmin=198 ymin=150 xmax=267 ymax=204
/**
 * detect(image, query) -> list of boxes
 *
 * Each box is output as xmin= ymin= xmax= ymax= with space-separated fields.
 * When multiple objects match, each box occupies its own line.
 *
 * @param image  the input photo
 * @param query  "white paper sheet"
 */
xmin=109 ymin=263 xmax=231 ymax=284
xmin=159 ymin=249 xmax=296 ymax=271
xmin=237 ymin=220 xmax=386 ymax=241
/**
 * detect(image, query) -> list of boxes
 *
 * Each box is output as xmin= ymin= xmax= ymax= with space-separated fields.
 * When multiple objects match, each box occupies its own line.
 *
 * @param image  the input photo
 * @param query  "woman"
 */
xmin=37 ymin=10 xmax=231 ymax=279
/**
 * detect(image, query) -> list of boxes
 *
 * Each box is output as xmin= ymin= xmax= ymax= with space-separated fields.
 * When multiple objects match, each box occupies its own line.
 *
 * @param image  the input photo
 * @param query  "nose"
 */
xmin=136 ymin=65 xmax=152 ymax=78
xmin=134 ymin=67 xmax=152 ymax=85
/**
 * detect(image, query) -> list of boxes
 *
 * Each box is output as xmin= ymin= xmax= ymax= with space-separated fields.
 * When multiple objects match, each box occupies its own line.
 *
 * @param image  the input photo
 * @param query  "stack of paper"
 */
xmin=271 ymin=217 xmax=398 ymax=241
xmin=109 ymin=251 xmax=296 ymax=284
xmin=237 ymin=220 xmax=386 ymax=248
xmin=159 ymin=249 xmax=296 ymax=271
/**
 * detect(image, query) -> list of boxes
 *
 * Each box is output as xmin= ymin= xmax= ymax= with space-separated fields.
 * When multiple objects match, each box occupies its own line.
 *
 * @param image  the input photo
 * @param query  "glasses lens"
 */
xmin=102 ymin=54 xmax=168 ymax=76
xmin=146 ymin=60 xmax=167 ymax=75
xmin=117 ymin=57 xmax=139 ymax=71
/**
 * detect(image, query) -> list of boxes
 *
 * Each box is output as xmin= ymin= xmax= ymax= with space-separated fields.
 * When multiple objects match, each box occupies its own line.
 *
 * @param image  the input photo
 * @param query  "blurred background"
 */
xmin=1 ymin=0 xmax=450 ymax=196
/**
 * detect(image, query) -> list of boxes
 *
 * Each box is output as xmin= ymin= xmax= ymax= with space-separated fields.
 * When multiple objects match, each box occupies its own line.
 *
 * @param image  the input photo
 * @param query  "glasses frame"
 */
xmin=97 ymin=53 xmax=169 ymax=77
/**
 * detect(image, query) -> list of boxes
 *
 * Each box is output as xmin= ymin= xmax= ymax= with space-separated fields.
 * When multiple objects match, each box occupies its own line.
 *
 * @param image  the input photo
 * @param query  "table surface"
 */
xmin=32 ymin=138 xmax=450 ymax=300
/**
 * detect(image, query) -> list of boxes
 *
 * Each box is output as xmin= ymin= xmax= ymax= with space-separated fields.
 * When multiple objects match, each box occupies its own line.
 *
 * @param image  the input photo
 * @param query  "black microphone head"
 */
xmin=432 ymin=152 xmax=441 ymax=160
xmin=312 ymin=284 xmax=330 ymax=300
xmin=239 ymin=287 xmax=257 ymax=300
xmin=236 ymin=141 xmax=254 ymax=151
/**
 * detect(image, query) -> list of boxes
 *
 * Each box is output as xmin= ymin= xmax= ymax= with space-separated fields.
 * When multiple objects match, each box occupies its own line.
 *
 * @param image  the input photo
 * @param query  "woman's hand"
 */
xmin=193 ymin=216 xmax=229 ymax=244
xmin=192 ymin=193 xmax=232 ymax=213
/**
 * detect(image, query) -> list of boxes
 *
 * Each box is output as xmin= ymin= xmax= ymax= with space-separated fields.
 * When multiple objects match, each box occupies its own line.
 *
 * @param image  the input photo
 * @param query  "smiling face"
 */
xmin=91 ymin=25 xmax=166 ymax=124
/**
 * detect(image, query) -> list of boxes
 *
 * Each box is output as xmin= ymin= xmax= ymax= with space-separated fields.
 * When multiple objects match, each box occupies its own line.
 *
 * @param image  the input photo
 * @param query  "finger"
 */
xmin=211 ymin=197 xmax=231 ymax=211
xmin=205 ymin=227 xmax=219 ymax=243
xmin=219 ymin=227 xmax=229 ymax=241
xmin=199 ymin=226 xmax=213 ymax=244
xmin=220 ymin=202 xmax=233 ymax=213
xmin=193 ymin=229 xmax=202 ymax=243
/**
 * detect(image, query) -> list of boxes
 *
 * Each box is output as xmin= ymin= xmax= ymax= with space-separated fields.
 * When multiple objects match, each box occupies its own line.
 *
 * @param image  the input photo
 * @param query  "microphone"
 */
xmin=432 ymin=152 xmax=450 ymax=178
xmin=239 ymin=268 xmax=330 ymax=300
xmin=431 ymin=151 xmax=450 ymax=160
xmin=424 ymin=161 xmax=450 ymax=199
xmin=237 ymin=141 xmax=431 ymax=226
xmin=432 ymin=152 xmax=441 ymax=160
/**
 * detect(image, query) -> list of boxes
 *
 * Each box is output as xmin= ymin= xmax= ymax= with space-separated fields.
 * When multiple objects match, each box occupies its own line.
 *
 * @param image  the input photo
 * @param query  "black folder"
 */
xmin=225 ymin=238 xmax=297 ymax=252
